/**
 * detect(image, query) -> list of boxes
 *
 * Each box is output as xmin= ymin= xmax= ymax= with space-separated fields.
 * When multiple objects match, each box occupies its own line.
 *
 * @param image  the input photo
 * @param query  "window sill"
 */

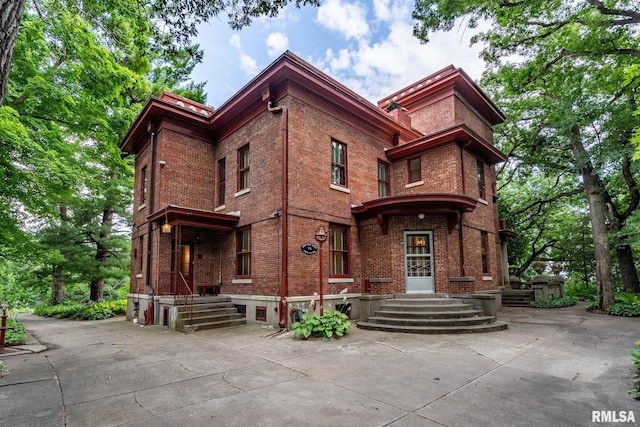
xmin=330 ymin=184 xmax=351 ymax=194
xmin=482 ymin=276 xmax=493 ymax=281
xmin=328 ymin=278 xmax=354 ymax=284
xmin=478 ymin=198 xmax=488 ymax=205
xmin=214 ymin=205 xmax=226 ymax=212
xmin=405 ymin=180 xmax=424 ymax=189
xmin=232 ymin=278 xmax=252 ymax=284
xmin=138 ymin=203 xmax=146 ymax=211
xmin=234 ymin=188 xmax=250 ymax=198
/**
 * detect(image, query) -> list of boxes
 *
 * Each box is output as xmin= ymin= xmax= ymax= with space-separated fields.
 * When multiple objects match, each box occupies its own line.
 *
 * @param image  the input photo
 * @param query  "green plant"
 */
xmin=4 ymin=317 xmax=28 ymax=346
xmin=614 ymin=292 xmax=640 ymax=305
xmin=564 ymin=282 xmax=598 ymax=301
xmin=529 ymin=296 xmax=578 ymax=309
xmin=629 ymin=341 xmax=640 ymax=400
xmin=291 ymin=310 xmax=351 ymax=340
xmin=585 ymin=300 xmax=599 ymax=311
xmin=33 ymin=299 xmax=126 ymax=320
xmin=606 ymin=303 xmax=640 ymax=317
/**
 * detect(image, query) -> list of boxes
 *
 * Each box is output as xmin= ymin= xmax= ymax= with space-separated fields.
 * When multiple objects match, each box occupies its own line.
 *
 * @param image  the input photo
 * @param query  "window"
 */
xmin=218 ymin=158 xmax=226 ymax=205
xmin=331 ymin=140 xmax=347 ymax=186
xmin=408 ymin=157 xmax=421 ymax=182
xmin=236 ymin=228 xmax=251 ymax=276
xmin=141 ymin=166 xmax=147 ymax=205
xmin=256 ymin=306 xmax=267 ymax=322
xmin=477 ymin=160 xmax=486 ymax=199
xmin=378 ymin=161 xmax=390 ymax=197
xmin=329 ymin=224 xmax=349 ymax=276
xmin=480 ymin=231 xmax=489 ymax=274
xmin=138 ymin=236 xmax=144 ymax=271
xmin=238 ymin=145 xmax=250 ymax=191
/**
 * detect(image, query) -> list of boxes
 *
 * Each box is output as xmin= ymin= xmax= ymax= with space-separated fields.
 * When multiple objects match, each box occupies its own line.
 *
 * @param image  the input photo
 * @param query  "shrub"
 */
xmin=585 ymin=300 xmax=599 ymax=311
xmin=530 ymin=296 xmax=578 ymax=309
xmin=4 ymin=317 xmax=28 ymax=346
xmin=606 ymin=303 xmax=640 ymax=317
xmin=291 ymin=310 xmax=351 ymax=340
xmin=564 ymin=282 xmax=597 ymax=301
xmin=33 ymin=299 xmax=126 ymax=320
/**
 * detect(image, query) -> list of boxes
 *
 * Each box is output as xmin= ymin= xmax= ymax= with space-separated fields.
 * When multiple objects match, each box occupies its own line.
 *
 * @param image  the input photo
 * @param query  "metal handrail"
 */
xmin=176 ymin=272 xmax=194 ymax=330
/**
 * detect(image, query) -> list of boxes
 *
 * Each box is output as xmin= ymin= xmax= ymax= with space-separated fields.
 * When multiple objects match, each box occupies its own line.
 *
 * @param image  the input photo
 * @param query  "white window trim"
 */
xmin=330 ymin=184 xmax=351 ymax=193
xmin=482 ymin=276 xmax=493 ymax=281
xmin=328 ymin=278 xmax=355 ymax=284
xmin=214 ymin=205 xmax=226 ymax=212
xmin=234 ymin=188 xmax=251 ymax=198
xmin=405 ymin=180 xmax=424 ymax=189
xmin=478 ymin=198 xmax=489 ymax=205
xmin=232 ymin=278 xmax=252 ymax=284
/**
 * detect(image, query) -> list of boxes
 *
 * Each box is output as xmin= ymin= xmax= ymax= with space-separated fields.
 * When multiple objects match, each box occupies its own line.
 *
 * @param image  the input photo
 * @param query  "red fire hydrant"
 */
xmin=1 ymin=301 xmax=14 ymax=351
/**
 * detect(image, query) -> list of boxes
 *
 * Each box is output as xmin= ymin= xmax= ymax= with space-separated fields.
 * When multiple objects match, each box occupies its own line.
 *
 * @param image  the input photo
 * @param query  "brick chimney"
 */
xmin=388 ymin=107 xmax=411 ymax=129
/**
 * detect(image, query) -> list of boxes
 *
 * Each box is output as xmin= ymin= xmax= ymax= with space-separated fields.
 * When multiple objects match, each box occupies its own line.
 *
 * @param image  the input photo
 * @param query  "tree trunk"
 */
xmin=616 ymin=241 xmax=640 ymax=293
xmin=0 ymin=0 xmax=26 ymax=105
xmin=52 ymin=266 xmax=64 ymax=304
xmin=89 ymin=202 xmax=114 ymax=302
xmin=572 ymin=141 xmax=615 ymax=309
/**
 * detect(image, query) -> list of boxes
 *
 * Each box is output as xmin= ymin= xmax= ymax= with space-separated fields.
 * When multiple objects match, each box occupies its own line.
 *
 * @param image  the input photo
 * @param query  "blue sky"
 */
xmin=192 ymin=0 xmax=485 ymax=108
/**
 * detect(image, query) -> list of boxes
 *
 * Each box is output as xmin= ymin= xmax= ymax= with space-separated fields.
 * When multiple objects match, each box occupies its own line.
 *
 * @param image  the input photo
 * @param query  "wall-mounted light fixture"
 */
xmin=418 ymin=213 xmax=425 ymax=220
xmin=161 ymin=211 xmax=172 ymax=234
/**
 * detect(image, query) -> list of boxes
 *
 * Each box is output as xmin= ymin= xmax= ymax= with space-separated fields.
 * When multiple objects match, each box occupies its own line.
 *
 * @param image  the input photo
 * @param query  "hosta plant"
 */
xmin=291 ymin=310 xmax=350 ymax=340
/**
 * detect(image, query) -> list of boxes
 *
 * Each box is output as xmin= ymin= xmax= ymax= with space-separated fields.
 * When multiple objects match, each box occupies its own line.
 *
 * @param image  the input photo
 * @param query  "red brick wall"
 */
xmin=156 ymin=126 xmax=215 ymax=211
xmin=454 ymin=97 xmax=494 ymax=142
xmin=408 ymin=96 xmax=456 ymax=136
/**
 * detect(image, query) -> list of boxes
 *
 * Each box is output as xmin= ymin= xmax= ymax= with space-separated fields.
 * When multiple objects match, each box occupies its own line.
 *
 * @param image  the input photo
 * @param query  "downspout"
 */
xmin=458 ymin=140 xmax=471 ymax=276
xmin=268 ymin=100 xmax=289 ymax=328
xmin=146 ymin=126 xmax=157 ymax=297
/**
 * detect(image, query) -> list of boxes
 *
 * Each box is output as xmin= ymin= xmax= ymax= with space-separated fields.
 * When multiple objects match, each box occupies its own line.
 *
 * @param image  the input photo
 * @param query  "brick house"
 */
xmin=120 ymin=51 xmax=507 ymax=329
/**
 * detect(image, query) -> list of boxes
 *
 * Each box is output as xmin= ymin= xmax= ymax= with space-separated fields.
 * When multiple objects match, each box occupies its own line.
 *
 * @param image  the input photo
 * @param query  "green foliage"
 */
xmin=564 ymin=282 xmax=598 ymax=302
xmin=530 ymin=296 xmax=578 ymax=309
xmin=4 ymin=317 xmax=28 ymax=346
xmin=290 ymin=310 xmax=351 ymax=340
xmin=629 ymin=341 xmax=640 ymax=399
xmin=33 ymin=299 xmax=126 ymax=320
xmin=585 ymin=300 xmax=600 ymax=311
xmin=606 ymin=303 xmax=640 ymax=317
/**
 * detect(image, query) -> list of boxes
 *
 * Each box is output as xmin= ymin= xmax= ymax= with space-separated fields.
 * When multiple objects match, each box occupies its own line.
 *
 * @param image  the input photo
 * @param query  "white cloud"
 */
xmin=229 ymin=34 xmax=241 ymax=49
xmin=372 ymin=0 xmax=391 ymax=22
xmin=316 ymin=0 xmax=370 ymax=41
xmin=239 ymin=54 xmax=259 ymax=77
xmin=315 ymin=16 xmax=485 ymax=103
xmin=266 ymin=32 xmax=289 ymax=57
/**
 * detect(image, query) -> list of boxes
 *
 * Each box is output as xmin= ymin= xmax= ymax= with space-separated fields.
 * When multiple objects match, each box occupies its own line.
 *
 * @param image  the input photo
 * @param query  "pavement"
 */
xmin=0 ymin=303 xmax=638 ymax=427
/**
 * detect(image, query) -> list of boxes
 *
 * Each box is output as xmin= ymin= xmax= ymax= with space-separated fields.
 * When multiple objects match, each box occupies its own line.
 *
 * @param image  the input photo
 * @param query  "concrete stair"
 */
xmin=175 ymin=296 xmax=246 ymax=332
xmin=357 ymin=293 xmax=507 ymax=334
xmin=502 ymin=289 xmax=535 ymax=307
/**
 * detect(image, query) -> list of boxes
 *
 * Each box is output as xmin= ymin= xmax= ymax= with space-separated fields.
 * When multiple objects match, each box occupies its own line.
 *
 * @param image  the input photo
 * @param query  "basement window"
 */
xmin=256 ymin=306 xmax=267 ymax=322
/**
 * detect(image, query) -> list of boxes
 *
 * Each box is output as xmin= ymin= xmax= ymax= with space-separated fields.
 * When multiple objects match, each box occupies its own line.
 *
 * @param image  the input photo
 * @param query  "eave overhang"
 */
xmin=385 ymin=124 xmax=507 ymax=165
xmin=352 ymin=193 xmax=477 ymax=218
xmin=119 ymin=95 xmax=213 ymax=154
xmin=378 ymin=65 xmax=505 ymax=126
xmin=212 ymin=51 xmax=420 ymax=144
xmin=148 ymin=205 xmax=239 ymax=231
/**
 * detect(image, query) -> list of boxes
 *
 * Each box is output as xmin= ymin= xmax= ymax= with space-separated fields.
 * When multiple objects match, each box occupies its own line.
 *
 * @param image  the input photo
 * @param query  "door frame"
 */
xmin=403 ymin=231 xmax=435 ymax=293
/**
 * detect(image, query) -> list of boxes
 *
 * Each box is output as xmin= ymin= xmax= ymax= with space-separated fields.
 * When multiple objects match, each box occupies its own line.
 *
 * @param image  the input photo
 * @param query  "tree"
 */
xmin=413 ymin=0 xmax=640 ymax=309
xmin=0 ymin=0 xmax=320 ymax=106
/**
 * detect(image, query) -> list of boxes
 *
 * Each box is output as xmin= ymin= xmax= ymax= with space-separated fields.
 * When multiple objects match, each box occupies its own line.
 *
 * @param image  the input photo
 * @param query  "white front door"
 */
xmin=404 ymin=231 xmax=434 ymax=293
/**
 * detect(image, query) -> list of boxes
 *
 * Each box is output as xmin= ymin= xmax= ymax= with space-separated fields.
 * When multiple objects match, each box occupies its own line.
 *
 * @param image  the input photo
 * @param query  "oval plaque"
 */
xmin=301 ymin=242 xmax=318 ymax=255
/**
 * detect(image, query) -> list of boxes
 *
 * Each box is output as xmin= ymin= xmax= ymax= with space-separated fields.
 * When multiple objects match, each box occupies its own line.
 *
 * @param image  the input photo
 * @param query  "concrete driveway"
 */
xmin=1 ymin=304 xmax=638 ymax=426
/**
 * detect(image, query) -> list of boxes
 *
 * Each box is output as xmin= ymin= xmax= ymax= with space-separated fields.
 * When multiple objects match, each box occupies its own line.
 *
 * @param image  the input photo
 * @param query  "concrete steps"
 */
xmin=502 ymin=289 xmax=535 ymax=307
xmin=357 ymin=294 xmax=507 ymax=334
xmin=176 ymin=296 xmax=246 ymax=332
